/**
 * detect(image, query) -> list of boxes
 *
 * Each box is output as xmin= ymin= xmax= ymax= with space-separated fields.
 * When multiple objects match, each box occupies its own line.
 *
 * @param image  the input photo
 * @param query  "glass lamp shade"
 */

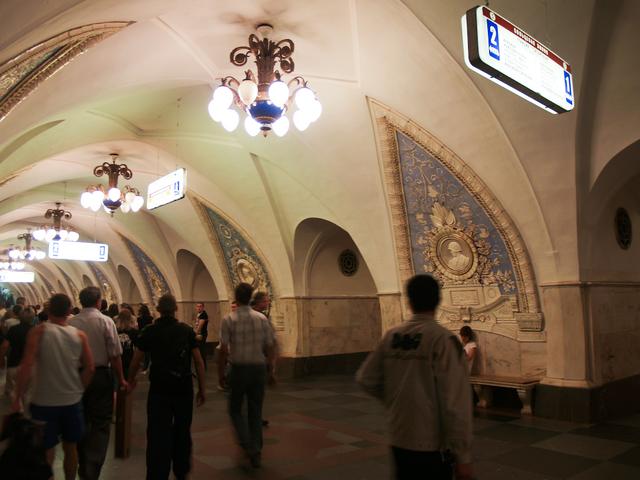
xmin=268 ymin=81 xmax=289 ymax=107
xmin=295 ymin=87 xmax=315 ymax=111
xmin=13 ymin=262 xmax=25 ymax=270
xmin=213 ymin=86 xmax=234 ymax=110
xmin=45 ymin=229 xmax=56 ymax=242
xmin=244 ymin=115 xmax=261 ymax=136
xmin=221 ymin=109 xmax=240 ymax=132
xmin=120 ymin=202 xmax=131 ymax=213
xmin=36 ymin=250 xmax=46 ymax=260
xmin=238 ymin=80 xmax=258 ymax=105
xmin=108 ymin=187 xmax=121 ymax=202
xmin=125 ymin=191 xmax=136 ymax=204
xmin=33 ymin=228 xmax=46 ymax=241
xmin=28 ymin=249 xmax=37 ymax=259
xmin=58 ymin=229 xmax=68 ymax=241
xmin=67 ymin=231 xmax=79 ymax=242
xmin=308 ymin=100 xmax=322 ymax=122
xmin=272 ymin=115 xmax=290 ymax=137
xmin=208 ymin=98 xmax=225 ymax=122
xmin=80 ymin=191 xmax=93 ymax=208
xmin=293 ymin=110 xmax=311 ymax=131
xmin=131 ymin=196 xmax=145 ymax=212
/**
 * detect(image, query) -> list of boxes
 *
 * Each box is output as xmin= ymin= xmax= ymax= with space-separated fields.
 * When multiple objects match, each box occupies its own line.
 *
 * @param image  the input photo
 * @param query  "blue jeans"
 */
xmin=228 ymin=364 xmax=266 ymax=456
xmin=30 ymin=402 xmax=84 ymax=449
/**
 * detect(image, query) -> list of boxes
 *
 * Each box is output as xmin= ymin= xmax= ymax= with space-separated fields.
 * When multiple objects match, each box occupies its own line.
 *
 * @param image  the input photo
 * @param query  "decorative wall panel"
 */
xmin=369 ymin=99 xmax=542 ymax=339
xmin=41 ymin=275 xmax=56 ymax=295
xmin=88 ymin=262 xmax=118 ymax=305
xmin=0 ymin=22 xmax=133 ymax=121
xmin=57 ymin=266 xmax=79 ymax=304
xmin=192 ymin=196 xmax=273 ymax=299
xmin=120 ymin=237 xmax=170 ymax=304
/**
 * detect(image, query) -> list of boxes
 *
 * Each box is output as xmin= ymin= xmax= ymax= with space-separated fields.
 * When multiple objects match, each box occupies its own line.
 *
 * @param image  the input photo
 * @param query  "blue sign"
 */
xmin=564 ymin=70 xmax=573 ymax=105
xmin=486 ymin=19 xmax=500 ymax=60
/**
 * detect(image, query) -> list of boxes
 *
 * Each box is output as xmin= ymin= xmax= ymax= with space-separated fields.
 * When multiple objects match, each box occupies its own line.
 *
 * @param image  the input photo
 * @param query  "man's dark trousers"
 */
xmin=228 ymin=364 xmax=266 ymax=457
xmin=391 ymin=447 xmax=453 ymax=480
xmin=146 ymin=390 xmax=194 ymax=480
xmin=78 ymin=368 xmax=114 ymax=480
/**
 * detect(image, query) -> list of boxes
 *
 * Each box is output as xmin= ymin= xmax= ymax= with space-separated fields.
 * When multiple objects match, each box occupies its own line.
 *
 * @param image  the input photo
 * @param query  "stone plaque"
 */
xmin=450 ymin=289 xmax=480 ymax=306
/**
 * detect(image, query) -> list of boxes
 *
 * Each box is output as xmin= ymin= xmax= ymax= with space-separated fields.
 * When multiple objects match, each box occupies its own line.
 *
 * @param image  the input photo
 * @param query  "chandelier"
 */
xmin=80 ymin=153 xmax=145 ymax=215
xmin=207 ymin=24 xmax=321 ymax=137
xmin=0 ymin=258 xmax=25 ymax=270
xmin=33 ymin=203 xmax=79 ymax=243
xmin=8 ymin=230 xmax=46 ymax=260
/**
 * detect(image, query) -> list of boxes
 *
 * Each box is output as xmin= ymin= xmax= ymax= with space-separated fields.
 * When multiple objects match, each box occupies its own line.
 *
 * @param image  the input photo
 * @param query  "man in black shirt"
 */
xmin=128 ymin=294 xmax=205 ymax=480
xmin=194 ymin=303 xmax=209 ymax=370
xmin=0 ymin=307 xmax=33 ymax=398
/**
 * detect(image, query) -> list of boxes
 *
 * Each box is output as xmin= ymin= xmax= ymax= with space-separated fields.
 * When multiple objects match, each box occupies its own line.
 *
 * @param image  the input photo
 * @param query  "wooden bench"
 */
xmin=469 ymin=375 xmax=541 ymax=415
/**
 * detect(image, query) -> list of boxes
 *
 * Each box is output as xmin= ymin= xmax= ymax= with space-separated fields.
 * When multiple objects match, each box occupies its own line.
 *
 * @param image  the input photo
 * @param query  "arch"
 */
xmin=176 ymin=249 xmax=218 ymax=301
xmin=117 ymin=265 xmax=143 ymax=305
xmin=292 ymin=217 xmax=381 ymax=356
xmin=82 ymin=274 xmax=93 ymax=288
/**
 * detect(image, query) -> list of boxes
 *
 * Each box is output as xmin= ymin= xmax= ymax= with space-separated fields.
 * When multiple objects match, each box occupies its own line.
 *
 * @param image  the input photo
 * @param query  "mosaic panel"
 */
xmin=88 ymin=262 xmax=118 ymax=305
xmin=41 ymin=275 xmax=56 ymax=295
xmin=120 ymin=237 xmax=170 ymax=304
xmin=203 ymin=206 xmax=273 ymax=297
xmin=57 ymin=266 xmax=80 ymax=304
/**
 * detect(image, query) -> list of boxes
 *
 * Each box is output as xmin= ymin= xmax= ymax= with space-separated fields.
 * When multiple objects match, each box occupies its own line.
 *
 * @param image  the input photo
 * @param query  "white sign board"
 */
xmin=0 ymin=270 xmax=35 ymax=282
xmin=462 ymin=6 xmax=574 ymax=114
xmin=49 ymin=241 xmax=109 ymax=262
xmin=147 ymin=168 xmax=187 ymax=210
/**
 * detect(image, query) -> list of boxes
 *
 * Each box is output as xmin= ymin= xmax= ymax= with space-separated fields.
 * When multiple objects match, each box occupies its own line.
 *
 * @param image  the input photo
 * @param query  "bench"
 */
xmin=469 ymin=375 xmax=541 ymax=415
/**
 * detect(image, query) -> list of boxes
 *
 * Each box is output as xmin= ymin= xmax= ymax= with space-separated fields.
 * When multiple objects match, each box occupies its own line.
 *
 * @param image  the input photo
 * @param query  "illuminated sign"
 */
xmin=147 ymin=168 xmax=187 ymax=210
xmin=0 ymin=270 xmax=34 ymax=282
xmin=462 ymin=6 xmax=574 ymax=114
xmin=49 ymin=241 xmax=109 ymax=262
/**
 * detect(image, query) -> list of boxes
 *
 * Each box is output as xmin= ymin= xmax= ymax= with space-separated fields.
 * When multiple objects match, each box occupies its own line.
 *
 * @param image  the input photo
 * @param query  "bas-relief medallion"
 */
xmin=88 ymin=262 xmax=118 ymax=305
xmin=120 ymin=237 xmax=170 ymax=305
xmin=203 ymin=206 xmax=273 ymax=297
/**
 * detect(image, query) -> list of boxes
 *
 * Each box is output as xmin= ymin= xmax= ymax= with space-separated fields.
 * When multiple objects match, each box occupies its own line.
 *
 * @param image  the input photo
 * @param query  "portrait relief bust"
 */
xmin=236 ymin=258 xmax=258 ymax=287
xmin=432 ymin=231 xmax=477 ymax=280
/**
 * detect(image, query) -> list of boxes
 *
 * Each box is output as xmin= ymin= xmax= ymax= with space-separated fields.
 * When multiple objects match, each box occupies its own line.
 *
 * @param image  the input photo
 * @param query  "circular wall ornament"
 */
xmin=338 ymin=249 xmax=359 ymax=277
xmin=430 ymin=227 xmax=478 ymax=281
xmin=236 ymin=257 xmax=259 ymax=287
xmin=615 ymin=207 xmax=632 ymax=250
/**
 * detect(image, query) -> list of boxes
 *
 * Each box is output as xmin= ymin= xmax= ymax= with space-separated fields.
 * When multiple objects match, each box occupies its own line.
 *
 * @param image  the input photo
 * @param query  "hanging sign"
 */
xmin=49 ymin=241 xmax=109 ymax=262
xmin=462 ymin=6 xmax=574 ymax=114
xmin=147 ymin=168 xmax=187 ymax=210
xmin=0 ymin=270 xmax=35 ymax=282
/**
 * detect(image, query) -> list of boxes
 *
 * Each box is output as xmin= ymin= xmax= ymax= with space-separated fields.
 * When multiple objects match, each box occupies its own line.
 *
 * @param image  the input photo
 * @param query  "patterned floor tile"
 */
xmin=610 ymin=445 xmax=640 ymax=467
xmin=476 ymin=423 xmax=559 ymax=445
xmin=511 ymin=415 xmax=591 ymax=432
xmin=493 ymin=446 xmax=598 ymax=478
xmin=568 ymin=461 xmax=640 ymax=480
xmin=533 ymin=433 xmax=635 ymax=460
xmin=569 ymin=423 xmax=640 ymax=444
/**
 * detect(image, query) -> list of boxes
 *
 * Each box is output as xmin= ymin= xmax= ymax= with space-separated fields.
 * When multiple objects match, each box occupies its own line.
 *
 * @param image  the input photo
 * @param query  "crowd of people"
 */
xmin=0 ymin=275 xmax=478 ymax=480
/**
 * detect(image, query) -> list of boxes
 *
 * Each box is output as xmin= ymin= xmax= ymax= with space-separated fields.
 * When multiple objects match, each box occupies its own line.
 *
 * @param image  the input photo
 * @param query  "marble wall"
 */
xmin=176 ymin=300 xmax=224 ymax=343
xmin=473 ymin=331 xmax=546 ymax=378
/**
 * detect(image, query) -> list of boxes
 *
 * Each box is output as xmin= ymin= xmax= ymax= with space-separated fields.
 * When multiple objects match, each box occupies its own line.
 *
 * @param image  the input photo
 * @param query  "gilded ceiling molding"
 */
xmin=368 ymin=98 xmax=542 ymax=337
xmin=0 ymin=22 xmax=134 ymax=122
xmin=189 ymin=193 xmax=276 ymax=300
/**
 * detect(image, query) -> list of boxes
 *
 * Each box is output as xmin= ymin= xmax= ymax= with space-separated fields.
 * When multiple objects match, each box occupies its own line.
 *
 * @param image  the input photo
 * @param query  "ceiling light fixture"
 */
xmin=33 ymin=203 xmax=79 ymax=243
xmin=80 ymin=153 xmax=145 ymax=215
xmin=208 ymin=24 xmax=321 ymax=137
xmin=0 ymin=258 xmax=25 ymax=270
xmin=8 ymin=229 xmax=46 ymax=260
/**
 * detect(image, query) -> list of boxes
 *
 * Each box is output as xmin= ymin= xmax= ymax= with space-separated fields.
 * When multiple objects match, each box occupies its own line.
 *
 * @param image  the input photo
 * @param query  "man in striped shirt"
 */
xmin=218 ymin=283 xmax=276 ymax=469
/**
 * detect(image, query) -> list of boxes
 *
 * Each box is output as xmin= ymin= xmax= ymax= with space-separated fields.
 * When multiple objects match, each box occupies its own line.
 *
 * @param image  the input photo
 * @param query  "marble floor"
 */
xmin=2 ymin=372 xmax=640 ymax=479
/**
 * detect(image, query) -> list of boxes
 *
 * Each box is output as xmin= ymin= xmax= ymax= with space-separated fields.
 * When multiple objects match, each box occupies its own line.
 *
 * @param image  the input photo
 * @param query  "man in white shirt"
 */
xmin=357 ymin=274 xmax=473 ymax=480
xmin=69 ymin=286 xmax=128 ymax=480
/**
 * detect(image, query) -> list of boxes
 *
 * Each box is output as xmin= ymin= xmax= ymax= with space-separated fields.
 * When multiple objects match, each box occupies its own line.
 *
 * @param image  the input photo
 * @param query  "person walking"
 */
xmin=0 ymin=307 xmax=35 ymax=399
xmin=218 ymin=283 xmax=276 ymax=468
xmin=356 ymin=274 xmax=474 ymax=480
xmin=128 ymin=293 xmax=206 ymax=480
xmin=11 ymin=293 xmax=95 ymax=480
xmin=194 ymin=303 xmax=209 ymax=370
xmin=69 ymin=286 xmax=128 ymax=480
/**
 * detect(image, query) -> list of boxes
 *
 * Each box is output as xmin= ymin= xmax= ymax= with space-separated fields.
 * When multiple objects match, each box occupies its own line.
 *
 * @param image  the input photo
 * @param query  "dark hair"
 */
xmin=157 ymin=294 xmax=177 ymax=315
xmin=19 ymin=307 xmax=35 ymax=324
xmin=12 ymin=305 xmax=23 ymax=317
xmin=72 ymin=307 xmax=81 ymax=315
xmin=49 ymin=294 xmax=71 ymax=317
xmin=250 ymin=291 xmax=268 ymax=306
xmin=138 ymin=304 xmax=151 ymax=318
xmin=234 ymin=283 xmax=253 ymax=306
xmin=460 ymin=325 xmax=474 ymax=341
xmin=15 ymin=297 xmax=26 ymax=306
xmin=107 ymin=303 xmax=119 ymax=318
xmin=79 ymin=286 xmax=101 ymax=308
xmin=406 ymin=274 xmax=440 ymax=312
xmin=100 ymin=299 xmax=108 ymax=311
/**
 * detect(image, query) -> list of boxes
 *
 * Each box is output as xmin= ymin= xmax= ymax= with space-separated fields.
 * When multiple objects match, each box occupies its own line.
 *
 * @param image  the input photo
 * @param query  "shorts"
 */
xmin=30 ymin=402 xmax=85 ymax=449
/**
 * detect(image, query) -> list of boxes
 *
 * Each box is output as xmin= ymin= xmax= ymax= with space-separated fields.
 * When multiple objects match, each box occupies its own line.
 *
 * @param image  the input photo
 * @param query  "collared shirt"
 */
xmin=69 ymin=307 xmax=122 ymax=367
xmin=220 ymin=305 xmax=274 ymax=365
xmin=356 ymin=313 xmax=472 ymax=464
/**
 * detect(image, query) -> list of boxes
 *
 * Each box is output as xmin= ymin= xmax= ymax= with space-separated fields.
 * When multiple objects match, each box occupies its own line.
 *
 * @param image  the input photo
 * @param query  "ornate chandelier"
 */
xmin=208 ymin=24 xmax=321 ymax=137
xmin=8 ymin=229 xmax=46 ymax=260
xmin=80 ymin=154 xmax=145 ymax=215
xmin=0 ymin=258 xmax=25 ymax=270
xmin=33 ymin=203 xmax=79 ymax=243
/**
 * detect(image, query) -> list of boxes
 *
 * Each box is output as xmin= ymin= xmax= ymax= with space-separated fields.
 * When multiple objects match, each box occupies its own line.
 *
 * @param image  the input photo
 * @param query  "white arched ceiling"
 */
xmin=176 ymin=249 xmax=218 ymax=301
xmin=0 ymin=0 xmax=637 ymax=304
xmin=117 ymin=264 xmax=143 ymax=304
